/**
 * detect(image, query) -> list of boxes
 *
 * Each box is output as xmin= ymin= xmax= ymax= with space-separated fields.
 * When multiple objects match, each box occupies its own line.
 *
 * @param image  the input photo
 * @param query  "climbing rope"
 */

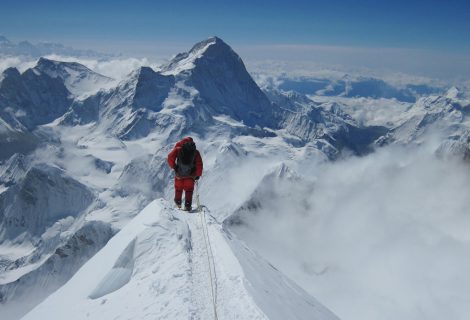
xmin=195 ymin=181 xmax=219 ymax=320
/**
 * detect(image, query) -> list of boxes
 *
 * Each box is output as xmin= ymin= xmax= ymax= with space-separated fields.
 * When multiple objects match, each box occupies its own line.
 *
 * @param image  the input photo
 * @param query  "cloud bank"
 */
xmin=238 ymin=44 xmax=470 ymax=84
xmin=230 ymin=141 xmax=470 ymax=320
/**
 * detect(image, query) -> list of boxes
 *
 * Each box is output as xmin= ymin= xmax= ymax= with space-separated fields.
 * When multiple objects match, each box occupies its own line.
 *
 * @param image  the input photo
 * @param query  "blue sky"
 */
xmin=1 ymin=0 xmax=469 ymax=51
xmin=1 ymin=0 xmax=469 ymax=80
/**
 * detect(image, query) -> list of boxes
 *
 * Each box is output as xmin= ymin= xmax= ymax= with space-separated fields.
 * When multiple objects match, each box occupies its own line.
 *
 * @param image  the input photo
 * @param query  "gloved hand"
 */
xmin=194 ymin=176 xmax=200 ymax=181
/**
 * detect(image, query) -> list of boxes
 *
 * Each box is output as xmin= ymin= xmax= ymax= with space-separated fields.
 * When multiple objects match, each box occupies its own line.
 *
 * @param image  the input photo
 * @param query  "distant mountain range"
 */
xmin=0 ymin=35 xmax=109 ymax=58
xmin=277 ymin=75 xmax=445 ymax=103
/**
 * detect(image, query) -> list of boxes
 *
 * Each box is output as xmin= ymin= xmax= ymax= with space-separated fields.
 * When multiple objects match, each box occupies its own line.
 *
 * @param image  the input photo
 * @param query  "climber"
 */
xmin=167 ymin=137 xmax=203 ymax=211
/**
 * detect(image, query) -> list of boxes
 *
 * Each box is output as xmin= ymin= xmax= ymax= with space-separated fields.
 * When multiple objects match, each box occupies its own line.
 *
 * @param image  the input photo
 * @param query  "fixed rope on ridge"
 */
xmin=195 ymin=181 xmax=219 ymax=320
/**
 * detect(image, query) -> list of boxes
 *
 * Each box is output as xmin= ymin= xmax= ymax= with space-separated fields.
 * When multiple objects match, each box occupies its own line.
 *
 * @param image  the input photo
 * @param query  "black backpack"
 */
xmin=176 ymin=141 xmax=196 ymax=176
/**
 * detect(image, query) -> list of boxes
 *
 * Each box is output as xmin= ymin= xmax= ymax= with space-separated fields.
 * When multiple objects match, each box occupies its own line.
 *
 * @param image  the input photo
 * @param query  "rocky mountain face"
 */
xmin=0 ymin=64 xmax=71 ymax=160
xmin=0 ymin=164 xmax=96 ymax=243
xmin=0 ymin=66 xmax=71 ymax=130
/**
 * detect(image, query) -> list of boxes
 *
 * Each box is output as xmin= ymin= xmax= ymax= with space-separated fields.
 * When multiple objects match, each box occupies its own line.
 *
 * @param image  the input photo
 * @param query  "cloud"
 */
xmin=247 ymin=59 xmax=448 ymax=89
xmin=229 ymin=140 xmax=470 ymax=320
xmin=238 ymin=44 xmax=470 ymax=86
xmin=0 ymin=56 xmax=37 ymax=74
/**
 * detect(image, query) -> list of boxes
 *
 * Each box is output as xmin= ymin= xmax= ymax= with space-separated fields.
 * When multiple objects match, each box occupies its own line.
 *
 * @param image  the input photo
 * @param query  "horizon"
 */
xmin=1 ymin=0 xmax=470 ymax=81
xmin=1 ymin=33 xmax=469 ymax=86
xmin=2 ymin=0 xmax=469 ymax=51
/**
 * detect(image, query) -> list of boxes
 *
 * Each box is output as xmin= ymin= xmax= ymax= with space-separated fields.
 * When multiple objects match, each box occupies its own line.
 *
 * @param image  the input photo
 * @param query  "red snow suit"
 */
xmin=167 ymin=137 xmax=203 ymax=209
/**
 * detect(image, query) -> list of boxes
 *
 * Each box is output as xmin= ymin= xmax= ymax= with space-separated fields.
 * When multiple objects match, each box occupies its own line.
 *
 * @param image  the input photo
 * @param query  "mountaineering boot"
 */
xmin=175 ymin=199 xmax=182 ymax=209
xmin=184 ymin=201 xmax=192 ymax=212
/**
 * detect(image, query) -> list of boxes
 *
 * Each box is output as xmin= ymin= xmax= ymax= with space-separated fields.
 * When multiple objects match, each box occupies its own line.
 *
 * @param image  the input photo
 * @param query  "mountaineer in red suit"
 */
xmin=167 ymin=137 xmax=203 ymax=211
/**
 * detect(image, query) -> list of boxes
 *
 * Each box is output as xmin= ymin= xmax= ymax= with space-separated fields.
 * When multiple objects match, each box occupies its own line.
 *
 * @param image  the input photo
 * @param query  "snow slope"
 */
xmin=34 ymin=57 xmax=115 ymax=99
xmin=22 ymin=200 xmax=339 ymax=320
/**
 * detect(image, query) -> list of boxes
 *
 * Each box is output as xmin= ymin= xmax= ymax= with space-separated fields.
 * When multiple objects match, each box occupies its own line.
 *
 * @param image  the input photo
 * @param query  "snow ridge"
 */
xmin=22 ymin=200 xmax=339 ymax=320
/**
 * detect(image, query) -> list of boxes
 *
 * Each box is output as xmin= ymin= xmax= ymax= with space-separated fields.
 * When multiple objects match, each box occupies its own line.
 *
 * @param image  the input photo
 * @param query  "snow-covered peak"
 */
xmin=34 ymin=57 xmax=114 ymax=99
xmin=191 ymin=36 xmax=225 ymax=52
xmin=35 ymin=57 xmax=87 ymax=74
xmin=446 ymin=86 xmax=461 ymax=99
xmin=161 ymin=36 xmax=233 ymax=75
xmin=164 ymin=37 xmax=276 ymax=127
xmin=218 ymin=140 xmax=247 ymax=157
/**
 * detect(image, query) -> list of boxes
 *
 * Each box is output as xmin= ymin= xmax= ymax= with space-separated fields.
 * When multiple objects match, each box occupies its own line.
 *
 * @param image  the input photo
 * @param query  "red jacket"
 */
xmin=167 ymin=137 xmax=203 ymax=177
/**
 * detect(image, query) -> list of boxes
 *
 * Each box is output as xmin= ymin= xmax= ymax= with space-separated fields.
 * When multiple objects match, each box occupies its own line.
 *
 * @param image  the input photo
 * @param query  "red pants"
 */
xmin=174 ymin=177 xmax=195 ymax=207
